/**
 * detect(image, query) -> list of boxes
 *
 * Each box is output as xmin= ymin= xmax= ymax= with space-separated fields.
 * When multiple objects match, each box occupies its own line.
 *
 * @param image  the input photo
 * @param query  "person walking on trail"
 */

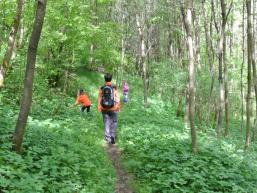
xmin=75 ymin=89 xmax=92 ymax=113
xmin=122 ymin=80 xmax=129 ymax=103
xmin=98 ymin=73 xmax=120 ymax=144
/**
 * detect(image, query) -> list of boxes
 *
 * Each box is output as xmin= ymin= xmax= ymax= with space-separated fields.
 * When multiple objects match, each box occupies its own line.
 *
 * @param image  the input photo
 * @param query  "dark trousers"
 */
xmin=81 ymin=105 xmax=90 ymax=113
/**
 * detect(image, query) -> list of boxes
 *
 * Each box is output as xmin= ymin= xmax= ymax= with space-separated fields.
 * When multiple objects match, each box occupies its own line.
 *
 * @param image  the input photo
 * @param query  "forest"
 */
xmin=1 ymin=0 xmax=257 ymax=192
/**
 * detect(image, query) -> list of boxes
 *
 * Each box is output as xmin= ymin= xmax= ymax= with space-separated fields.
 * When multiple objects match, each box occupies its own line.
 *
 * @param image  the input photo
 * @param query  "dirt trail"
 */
xmin=106 ymin=144 xmax=134 ymax=193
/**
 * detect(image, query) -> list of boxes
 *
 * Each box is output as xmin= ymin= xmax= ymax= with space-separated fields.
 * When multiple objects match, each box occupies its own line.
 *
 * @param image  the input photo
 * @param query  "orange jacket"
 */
xmin=76 ymin=94 xmax=91 ymax=107
xmin=97 ymin=82 xmax=120 ymax=112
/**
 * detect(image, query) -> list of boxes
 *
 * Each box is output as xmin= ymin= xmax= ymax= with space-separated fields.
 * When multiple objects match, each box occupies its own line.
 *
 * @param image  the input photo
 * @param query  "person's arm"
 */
xmin=115 ymin=89 xmax=121 ymax=111
xmin=97 ymin=89 xmax=102 ymax=112
xmin=75 ymin=96 xmax=80 ymax=105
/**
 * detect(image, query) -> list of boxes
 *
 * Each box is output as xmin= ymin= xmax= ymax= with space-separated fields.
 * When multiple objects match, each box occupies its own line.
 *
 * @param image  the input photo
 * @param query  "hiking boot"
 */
xmin=110 ymin=137 xmax=115 ymax=144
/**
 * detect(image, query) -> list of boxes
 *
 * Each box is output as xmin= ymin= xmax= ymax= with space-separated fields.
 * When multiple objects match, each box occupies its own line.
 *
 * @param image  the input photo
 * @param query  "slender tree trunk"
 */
xmin=176 ymin=96 xmax=183 ymax=117
xmin=245 ymin=0 xmax=253 ymax=149
xmin=119 ymin=2 xmax=126 ymax=87
xmin=181 ymin=0 xmax=197 ymax=154
xmin=89 ymin=0 xmax=97 ymax=68
xmin=216 ymin=28 xmax=225 ymax=137
xmin=213 ymin=0 xmax=232 ymax=137
xmin=223 ymin=0 xmax=232 ymax=137
xmin=252 ymin=0 xmax=257 ymax=141
xmin=184 ymin=83 xmax=190 ymax=125
xmin=0 ymin=0 xmax=24 ymax=87
xmin=202 ymin=0 xmax=215 ymax=124
xmin=224 ymin=35 xmax=229 ymax=137
xmin=12 ymin=0 xmax=47 ymax=154
xmin=136 ymin=13 xmax=148 ymax=107
xmin=211 ymin=0 xmax=224 ymax=137
xmin=18 ymin=19 xmax=24 ymax=48
xmin=229 ymin=14 xmax=233 ymax=58
xmin=194 ymin=9 xmax=201 ymax=66
xmin=241 ymin=3 xmax=245 ymax=133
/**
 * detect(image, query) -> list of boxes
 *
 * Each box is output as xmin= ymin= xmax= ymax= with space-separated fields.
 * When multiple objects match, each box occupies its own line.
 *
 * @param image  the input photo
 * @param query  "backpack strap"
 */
xmin=101 ymin=85 xmax=114 ymax=90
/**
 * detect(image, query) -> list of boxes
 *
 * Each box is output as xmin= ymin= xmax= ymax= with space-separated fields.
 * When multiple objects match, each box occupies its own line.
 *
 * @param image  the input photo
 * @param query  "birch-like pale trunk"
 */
xmin=0 ymin=0 xmax=24 ymax=87
xmin=181 ymin=0 xmax=197 ymax=154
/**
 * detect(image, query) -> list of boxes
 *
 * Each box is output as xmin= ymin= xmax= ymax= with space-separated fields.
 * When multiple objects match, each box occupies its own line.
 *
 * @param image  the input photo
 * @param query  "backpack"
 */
xmin=101 ymin=85 xmax=115 ymax=108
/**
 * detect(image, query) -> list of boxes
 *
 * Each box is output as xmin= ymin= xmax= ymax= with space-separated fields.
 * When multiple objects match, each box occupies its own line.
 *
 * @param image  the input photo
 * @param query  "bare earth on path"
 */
xmin=105 ymin=143 xmax=134 ymax=193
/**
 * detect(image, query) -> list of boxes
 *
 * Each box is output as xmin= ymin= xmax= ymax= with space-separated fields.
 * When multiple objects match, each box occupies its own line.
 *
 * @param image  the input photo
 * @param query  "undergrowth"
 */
xmin=1 ymin=69 xmax=257 ymax=193
xmin=0 ymin=70 xmax=115 ymax=193
xmin=119 ymin=97 xmax=257 ymax=193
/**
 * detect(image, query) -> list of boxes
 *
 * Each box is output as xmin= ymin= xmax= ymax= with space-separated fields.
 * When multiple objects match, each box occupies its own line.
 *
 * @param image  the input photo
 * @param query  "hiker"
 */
xmin=98 ymin=73 xmax=120 ymax=144
xmin=75 ymin=89 xmax=91 ymax=113
xmin=122 ymin=80 xmax=129 ymax=103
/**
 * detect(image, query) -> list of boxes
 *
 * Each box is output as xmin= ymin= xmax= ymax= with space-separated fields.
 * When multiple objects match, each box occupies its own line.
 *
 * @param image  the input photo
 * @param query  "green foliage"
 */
xmin=0 ymin=83 xmax=115 ymax=192
xmin=149 ymin=60 xmax=187 ymax=102
xmin=118 ymin=97 xmax=257 ymax=193
xmin=2 ymin=65 xmax=257 ymax=192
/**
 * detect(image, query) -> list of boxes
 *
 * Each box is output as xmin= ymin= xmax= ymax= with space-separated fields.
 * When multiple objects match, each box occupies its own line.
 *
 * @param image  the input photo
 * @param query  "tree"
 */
xmin=181 ymin=0 xmax=197 ymax=154
xmin=251 ymin=0 xmax=257 ymax=140
xmin=136 ymin=13 xmax=148 ymax=107
xmin=245 ymin=0 xmax=253 ymax=149
xmin=0 ymin=0 xmax=24 ymax=87
xmin=12 ymin=0 xmax=47 ymax=153
xmin=211 ymin=0 xmax=232 ymax=137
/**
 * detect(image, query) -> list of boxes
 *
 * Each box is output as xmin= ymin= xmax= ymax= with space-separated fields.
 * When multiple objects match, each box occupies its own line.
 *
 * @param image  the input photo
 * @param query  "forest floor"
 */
xmin=2 ymin=70 xmax=257 ymax=192
xmin=105 ymin=143 xmax=134 ymax=193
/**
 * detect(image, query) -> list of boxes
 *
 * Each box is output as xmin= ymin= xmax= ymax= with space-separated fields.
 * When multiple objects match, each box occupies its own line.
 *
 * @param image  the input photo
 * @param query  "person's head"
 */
xmin=79 ymin=89 xmax=84 ymax=95
xmin=104 ymin=73 xmax=112 ymax=82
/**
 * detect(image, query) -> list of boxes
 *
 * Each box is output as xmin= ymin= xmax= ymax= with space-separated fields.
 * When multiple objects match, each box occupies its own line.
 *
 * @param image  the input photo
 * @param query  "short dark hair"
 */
xmin=104 ymin=73 xmax=112 ymax=82
xmin=79 ymin=89 xmax=84 ymax=94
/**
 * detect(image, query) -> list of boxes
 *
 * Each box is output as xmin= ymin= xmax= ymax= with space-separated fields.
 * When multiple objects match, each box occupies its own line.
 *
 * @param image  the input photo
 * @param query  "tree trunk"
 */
xmin=119 ymin=1 xmax=126 ymax=87
xmin=202 ymin=0 xmax=215 ymax=124
xmin=241 ymin=2 xmax=245 ymax=133
xmin=89 ymin=0 xmax=97 ymax=68
xmin=136 ymin=13 xmax=148 ymax=107
xmin=181 ymin=0 xmax=197 ymax=154
xmin=216 ymin=25 xmax=225 ymax=137
xmin=213 ymin=0 xmax=232 ymax=137
xmin=194 ymin=9 xmax=201 ymax=66
xmin=12 ymin=0 xmax=47 ymax=154
xmin=251 ymin=0 xmax=257 ymax=141
xmin=184 ymin=84 xmax=190 ymax=125
xmin=245 ymin=0 xmax=253 ymax=149
xmin=223 ymin=0 xmax=231 ymax=137
xmin=0 ymin=0 xmax=24 ymax=87
xmin=176 ymin=97 xmax=183 ymax=117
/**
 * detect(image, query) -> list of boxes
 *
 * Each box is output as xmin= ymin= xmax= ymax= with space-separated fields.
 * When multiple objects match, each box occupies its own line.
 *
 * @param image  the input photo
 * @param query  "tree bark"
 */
xmin=0 ymin=0 xmax=24 ymax=87
xmin=212 ymin=0 xmax=232 ymax=137
xmin=12 ymin=0 xmax=47 ymax=154
xmin=136 ymin=13 xmax=148 ymax=107
xmin=89 ymin=0 xmax=97 ymax=68
xmin=245 ymin=0 xmax=252 ymax=149
xmin=251 ymin=0 xmax=257 ymax=141
xmin=241 ymin=2 xmax=245 ymax=132
xmin=223 ymin=0 xmax=232 ymax=137
xmin=181 ymin=0 xmax=197 ymax=154
xmin=202 ymin=0 xmax=215 ymax=124
xmin=119 ymin=0 xmax=127 ymax=87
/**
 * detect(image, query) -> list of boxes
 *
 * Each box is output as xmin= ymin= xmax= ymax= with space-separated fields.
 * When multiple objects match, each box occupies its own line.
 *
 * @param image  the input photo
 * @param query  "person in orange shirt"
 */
xmin=98 ymin=73 xmax=120 ymax=144
xmin=75 ymin=89 xmax=91 ymax=113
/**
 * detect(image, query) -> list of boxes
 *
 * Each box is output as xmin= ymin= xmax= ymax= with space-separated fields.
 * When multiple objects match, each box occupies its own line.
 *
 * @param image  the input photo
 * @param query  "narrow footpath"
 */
xmin=106 ymin=144 xmax=134 ymax=193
